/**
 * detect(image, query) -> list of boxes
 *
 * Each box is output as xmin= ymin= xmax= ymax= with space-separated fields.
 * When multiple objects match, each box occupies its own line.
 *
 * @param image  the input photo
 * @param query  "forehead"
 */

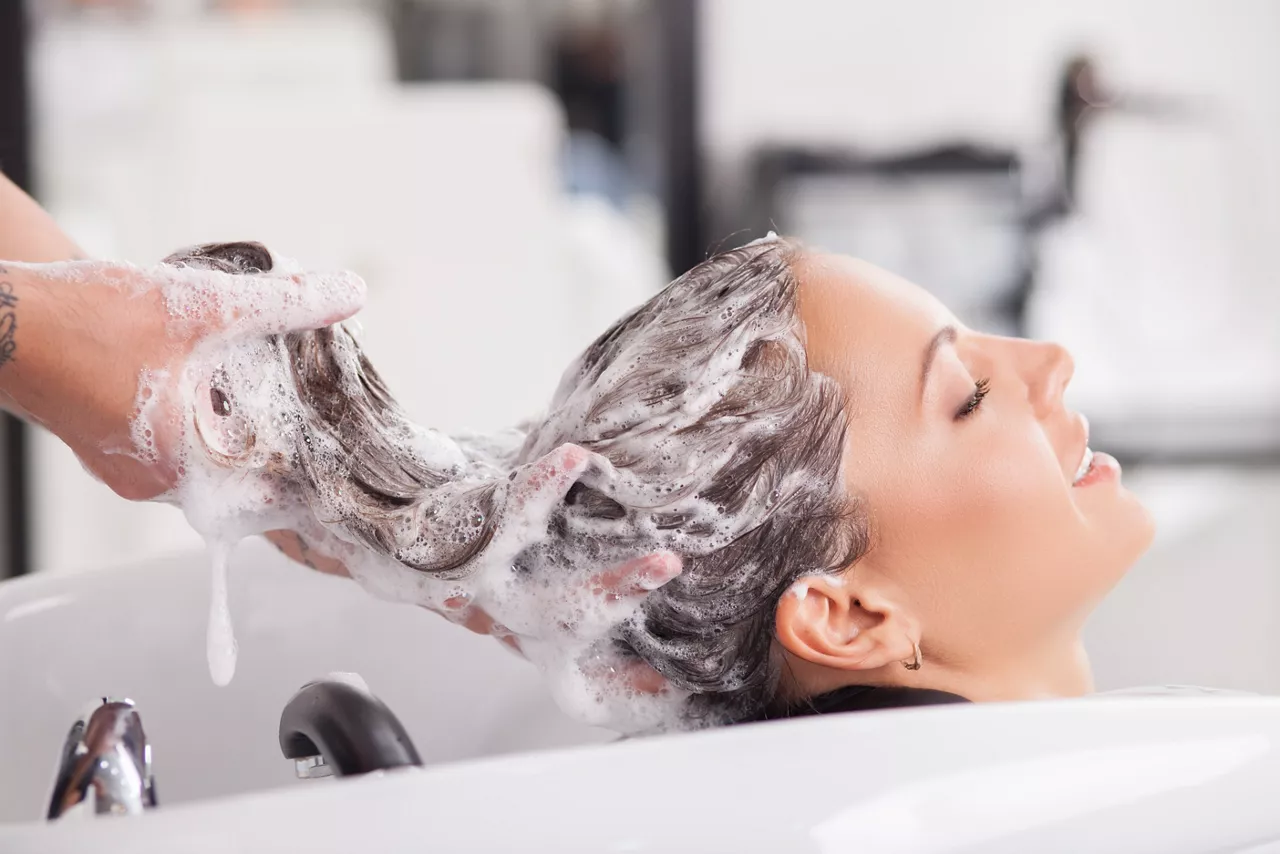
xmin=794 ymin=252 xmax=952 ymax=404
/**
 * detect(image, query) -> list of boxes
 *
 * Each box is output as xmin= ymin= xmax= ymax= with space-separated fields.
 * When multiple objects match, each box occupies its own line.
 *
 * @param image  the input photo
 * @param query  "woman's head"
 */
xmin=172 ymin=237 xmax=1155 ymax=726
xmin=777 ymin=252 xmax=1155 ymax=703
xmin=522 ymin=239 xmax=1153 ymax=718
xmin=516 ymin=238 xmax=863 ymax=723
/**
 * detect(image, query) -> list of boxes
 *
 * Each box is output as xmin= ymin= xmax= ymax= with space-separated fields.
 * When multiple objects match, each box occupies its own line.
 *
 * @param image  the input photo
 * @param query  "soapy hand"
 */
xmin=264 ymin=440 xmax=682 ymax=698
xmin=444 ymin=550 xmax=682 ymax=696
xmin=265 ymin=527 xmax=679 ymax=696
xmin=3 ymin=258 xmax=365 ymax=501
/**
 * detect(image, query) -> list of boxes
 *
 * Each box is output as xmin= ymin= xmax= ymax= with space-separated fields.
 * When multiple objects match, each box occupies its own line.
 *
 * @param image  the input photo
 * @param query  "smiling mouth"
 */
xmin=1072 ymin=447 xmax=1095 ymax=485
xmin=1069 ymin=414 xmax=1122 ymax=488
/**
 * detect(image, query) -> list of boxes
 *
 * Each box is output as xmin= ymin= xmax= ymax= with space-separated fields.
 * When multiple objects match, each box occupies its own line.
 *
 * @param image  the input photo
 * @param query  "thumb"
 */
xmin=220 ymin=269 xmax=368 ymax=337
xmin=167 ymin=265 xmax=367 ymax=338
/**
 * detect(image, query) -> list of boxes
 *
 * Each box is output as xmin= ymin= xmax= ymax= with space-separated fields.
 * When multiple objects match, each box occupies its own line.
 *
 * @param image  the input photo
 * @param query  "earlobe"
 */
xmin=775 ymin=576 xmax=918 ymax=674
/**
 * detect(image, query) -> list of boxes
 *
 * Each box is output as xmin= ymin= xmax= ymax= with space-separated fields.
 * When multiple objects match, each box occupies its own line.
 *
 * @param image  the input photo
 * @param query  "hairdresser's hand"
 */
xmin=262 ymin=530 xmax=678 ymax=696
xmin=0 ymin=259 xmax=365 ymax=501
xmin=439 ymin=550 xmax=680 ymax=695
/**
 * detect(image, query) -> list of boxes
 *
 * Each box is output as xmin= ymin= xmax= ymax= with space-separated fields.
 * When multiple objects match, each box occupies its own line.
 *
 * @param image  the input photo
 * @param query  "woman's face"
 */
xmin=794 ymin=253 xmax=1155 ymax=673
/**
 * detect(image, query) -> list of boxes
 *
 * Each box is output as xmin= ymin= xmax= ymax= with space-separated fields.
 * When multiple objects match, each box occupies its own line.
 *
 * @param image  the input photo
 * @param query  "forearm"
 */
xmin=0 ymin=173 xmax=83 ymax=263
xmin=0 ymin=173 xmax=87 ymax=419
xmin=0 ymin=263 xmax=73 ymax=429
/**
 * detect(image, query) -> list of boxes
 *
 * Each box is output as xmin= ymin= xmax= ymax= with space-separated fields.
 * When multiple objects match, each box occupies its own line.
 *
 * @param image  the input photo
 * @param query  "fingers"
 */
xmin=221 ymin=269 xmax=368 ymax=337
xmin=589 ymin=551 xmax=682 ymax=602
xmin=621 ymin=660 xmax=667 ymax=695
xmin=459 ymin=607 xmax=495 ymax=635
xmin=579 ymin=554 xmax=679 ymax=695
xmin=581 ymin=652 xmax=670 ymax=696
xmin=431 ymin=599 xmax=528 ymax=659
xmin=498 ymin=634 xmax=525 ymax=657
xmin=164 ymin=265 xmax=367 ymax=338
xmin=438 ymin=594 xmax=497 ymax=635
xmin=264 ymin=529 xmax=352 ymax=577
xmin=506 ymin=443 xmax=594 ymax=518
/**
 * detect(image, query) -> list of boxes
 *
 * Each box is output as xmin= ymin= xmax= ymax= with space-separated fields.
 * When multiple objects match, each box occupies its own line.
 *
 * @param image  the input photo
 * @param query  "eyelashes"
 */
xmin=955 ymin=378 xmax=991 ymax=420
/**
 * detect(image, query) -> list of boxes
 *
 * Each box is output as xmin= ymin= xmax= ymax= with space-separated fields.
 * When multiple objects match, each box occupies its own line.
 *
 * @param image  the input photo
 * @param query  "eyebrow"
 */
xmin=920 ymin=325 xmax=957 ymax=396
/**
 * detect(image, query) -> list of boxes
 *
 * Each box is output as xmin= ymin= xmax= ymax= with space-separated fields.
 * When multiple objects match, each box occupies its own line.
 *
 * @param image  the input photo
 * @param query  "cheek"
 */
xmin=883 ymin=420 xmax=1070 ymax=558
xmin=863 ymin=422 xmax=1093 ymax=633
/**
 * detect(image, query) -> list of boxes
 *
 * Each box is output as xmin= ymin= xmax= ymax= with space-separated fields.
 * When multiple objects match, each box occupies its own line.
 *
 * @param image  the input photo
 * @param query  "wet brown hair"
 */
xmin=165 ymin=239 xmax=868 ymax=723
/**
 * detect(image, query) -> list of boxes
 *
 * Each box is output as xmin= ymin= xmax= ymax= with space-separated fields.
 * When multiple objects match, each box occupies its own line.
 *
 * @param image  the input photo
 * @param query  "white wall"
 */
xmin=1086 ymin=466 xmax=1280 ymax=694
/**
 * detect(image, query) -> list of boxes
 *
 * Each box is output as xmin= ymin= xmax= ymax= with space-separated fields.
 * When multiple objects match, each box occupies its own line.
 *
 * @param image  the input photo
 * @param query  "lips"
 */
xmin=1069 ymin=414 xmax=1120 ymax=487
xmin=1069 ymin=414 xmax=1093 ymax=486
xmin=1072 ymin=447 xmax=1095 ymax=485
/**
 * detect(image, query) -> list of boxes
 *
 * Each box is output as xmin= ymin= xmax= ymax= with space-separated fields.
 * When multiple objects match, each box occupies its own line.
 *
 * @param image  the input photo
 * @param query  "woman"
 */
xmin=0 ymin=171 xmax=1154 ymax=727
xmin=185 ymin=234 xmax=1154 ymax=729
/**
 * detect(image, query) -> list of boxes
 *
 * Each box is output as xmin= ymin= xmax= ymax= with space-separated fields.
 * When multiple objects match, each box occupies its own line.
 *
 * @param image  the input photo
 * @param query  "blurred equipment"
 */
xmin=751 ymin=143 xmax=1031 ymax=337
xmin=747 ymin=55 xmax=1204 ymax=339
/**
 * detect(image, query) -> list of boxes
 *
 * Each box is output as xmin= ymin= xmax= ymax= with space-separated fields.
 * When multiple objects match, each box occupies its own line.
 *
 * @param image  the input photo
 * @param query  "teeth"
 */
xmin=1073 ymin=447 xmax=1094 ymax=485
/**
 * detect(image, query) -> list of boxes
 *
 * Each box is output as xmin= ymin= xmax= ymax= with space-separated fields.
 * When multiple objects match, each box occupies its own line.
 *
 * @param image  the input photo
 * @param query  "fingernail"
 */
xmin=636 ymin=552 xmax=681 ymax=589
xmin=443 ymin=593 xmax=471 ymax=611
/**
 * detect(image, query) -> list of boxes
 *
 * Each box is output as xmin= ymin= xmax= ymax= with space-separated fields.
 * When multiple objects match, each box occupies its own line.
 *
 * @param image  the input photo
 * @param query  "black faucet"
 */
xmin=278 ymin=678 xmax=422 ymax=778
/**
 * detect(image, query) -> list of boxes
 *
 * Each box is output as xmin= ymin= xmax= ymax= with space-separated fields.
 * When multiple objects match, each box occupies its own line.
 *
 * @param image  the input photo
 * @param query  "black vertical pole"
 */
xmin=0 ymin=0 xmax=31 ymax=578
xmin=655 ymin=0 xmax=703 ymax=278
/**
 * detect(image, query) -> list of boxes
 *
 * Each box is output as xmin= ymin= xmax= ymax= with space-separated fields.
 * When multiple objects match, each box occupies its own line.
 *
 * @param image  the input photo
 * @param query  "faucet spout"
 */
xmin=47 ymin=698 xmax=158 ymax=820
xmin=279 ymin=677 xmax=422 ymax=778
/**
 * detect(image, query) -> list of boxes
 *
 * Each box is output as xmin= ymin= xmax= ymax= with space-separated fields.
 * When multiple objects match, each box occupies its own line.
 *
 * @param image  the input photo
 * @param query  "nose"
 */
xmin=1019 ymin=340 xmax=1074 ymax=418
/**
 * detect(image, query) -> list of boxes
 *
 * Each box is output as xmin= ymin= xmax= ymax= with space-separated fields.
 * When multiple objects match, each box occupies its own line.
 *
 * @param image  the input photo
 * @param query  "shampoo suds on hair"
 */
xmin=130 ymin=240 xmax=781 ymax=735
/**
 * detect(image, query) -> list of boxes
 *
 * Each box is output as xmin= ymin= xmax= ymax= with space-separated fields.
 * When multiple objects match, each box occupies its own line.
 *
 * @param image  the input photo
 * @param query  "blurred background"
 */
xmin=0 ymin=0 xmax=1277 ymax=693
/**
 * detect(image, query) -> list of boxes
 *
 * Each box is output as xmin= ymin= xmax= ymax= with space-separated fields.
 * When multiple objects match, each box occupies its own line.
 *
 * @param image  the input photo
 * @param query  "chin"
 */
xmin=1102 ymin=489 xmax=1157 ymax=582
xmin=1071 ymin=480 xmax=1154 ymax=594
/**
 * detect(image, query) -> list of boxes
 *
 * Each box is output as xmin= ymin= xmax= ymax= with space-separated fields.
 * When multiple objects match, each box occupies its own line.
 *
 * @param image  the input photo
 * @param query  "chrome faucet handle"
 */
xmin=47 ymin=698 xmax=158 ymax=820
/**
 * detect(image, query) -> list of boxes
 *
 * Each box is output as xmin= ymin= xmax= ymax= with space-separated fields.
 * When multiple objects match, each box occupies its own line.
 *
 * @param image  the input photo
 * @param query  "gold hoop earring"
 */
xmin=902 ymin=641 xmax=922 ymax=671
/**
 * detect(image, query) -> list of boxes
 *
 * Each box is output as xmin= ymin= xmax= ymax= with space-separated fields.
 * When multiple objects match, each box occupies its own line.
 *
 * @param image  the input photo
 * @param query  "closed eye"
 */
xmin=955 ymin=378 xmax=991 ymax=420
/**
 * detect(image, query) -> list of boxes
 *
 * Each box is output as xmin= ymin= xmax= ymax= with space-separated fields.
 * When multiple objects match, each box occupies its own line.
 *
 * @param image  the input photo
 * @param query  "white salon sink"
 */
xmin=0 ymin=539 xmax=609 ymax=823
xmin=4 ymin=541 xmax=1280 ymax=852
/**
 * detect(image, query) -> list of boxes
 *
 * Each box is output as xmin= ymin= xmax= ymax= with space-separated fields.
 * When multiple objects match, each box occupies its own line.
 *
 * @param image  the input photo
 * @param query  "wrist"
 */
xmin=0 ymin=261 xmax=171 ymax=500
xmin=0 ymin=262 xmax=55 ymax=427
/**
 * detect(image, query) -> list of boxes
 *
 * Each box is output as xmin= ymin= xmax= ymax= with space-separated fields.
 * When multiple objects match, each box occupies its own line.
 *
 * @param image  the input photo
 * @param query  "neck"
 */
xmin=926 ymin=637 xmax=1095 ymax=702
xmin=787 ymin=635 xmax=1095 ymax=705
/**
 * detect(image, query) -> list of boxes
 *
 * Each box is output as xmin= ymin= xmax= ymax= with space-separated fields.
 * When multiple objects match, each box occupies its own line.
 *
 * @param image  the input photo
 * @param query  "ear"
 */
xmin=775 ymin=575 xmax=919 ymax=673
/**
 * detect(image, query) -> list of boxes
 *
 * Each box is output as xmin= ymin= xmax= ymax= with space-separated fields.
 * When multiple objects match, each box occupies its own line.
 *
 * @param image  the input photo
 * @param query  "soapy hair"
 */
xmin=165 ymin=239 xmax=866 ymax=724
xmin=518 ymin=240 xmax=866 ymax=722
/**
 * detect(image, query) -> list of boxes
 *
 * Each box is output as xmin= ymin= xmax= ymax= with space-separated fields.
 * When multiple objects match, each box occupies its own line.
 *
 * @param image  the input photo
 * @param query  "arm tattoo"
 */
xmin=0 ymin=273 xmax=16 ymax=370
